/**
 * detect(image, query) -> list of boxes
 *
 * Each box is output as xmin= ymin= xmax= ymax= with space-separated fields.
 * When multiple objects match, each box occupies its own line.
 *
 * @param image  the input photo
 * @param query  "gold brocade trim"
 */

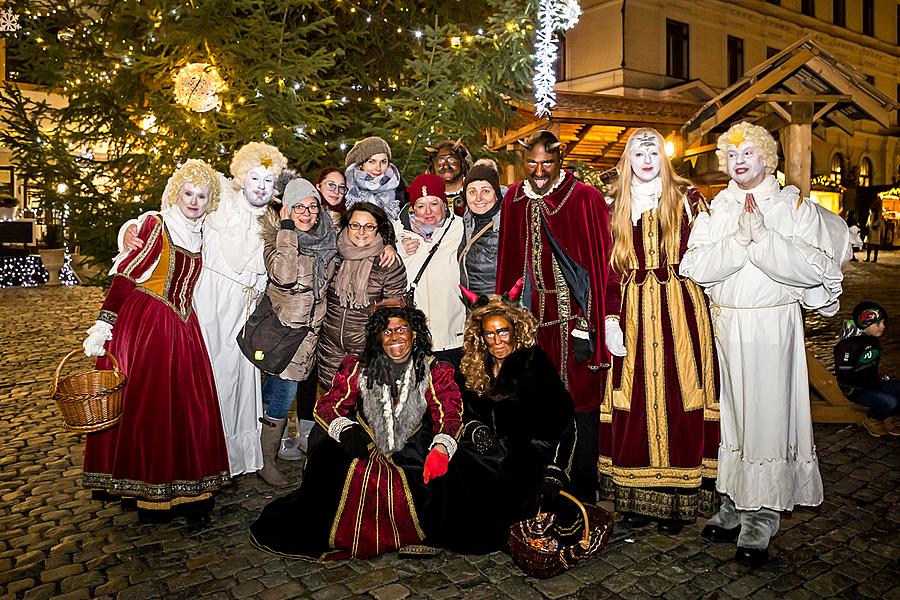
xmin=666 ymin=279 xmax=704 ymax=412
xmin=134 ymin=225 xmax=201 ymax=324
xmin=330 ymin=458 xmax=360 ymax=549
xmin=597 ymin=475 xmax=719 ymax=520
xmin=597 ymin=460 xmax=702 ymax=488
xmin=686 ymin=282 xmax=720 ymax=415
xmin=642 ymin=277 xmax=669 ymax=469
xmin=701 ymin=458 xmax=718 ymax=478
xmin=600 ymin=374 xmax=613 ymax=422
xmin=552 ymin=255 xmax=571 ymax=389
xmin=611 ymin=281 xmax=639 ymax=411
xmin=82 ymin=471 xmax=230 ymax=501
xmin=121 ymin=216 xmax=163 ymax=279
xmin=641 ymin=211 xmax=659 ymax=269
xmin=315 ymin=363 xmax=359 ymax=431
xmin=136 ymin=492 xmax=211 ymax=511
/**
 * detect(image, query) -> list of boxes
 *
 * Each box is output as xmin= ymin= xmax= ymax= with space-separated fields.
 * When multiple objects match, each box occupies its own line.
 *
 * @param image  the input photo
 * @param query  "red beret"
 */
xmin=408 ymin=174 xmax=446 ymax=204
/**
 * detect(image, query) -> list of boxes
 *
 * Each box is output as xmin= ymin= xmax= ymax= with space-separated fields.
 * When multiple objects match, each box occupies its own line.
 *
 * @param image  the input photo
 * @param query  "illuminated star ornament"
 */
xmin=534 ymin=0 xmax=581 ymax=118
xmin=173 ymin=63 xmax=226 ymax=113
xmin=0 ymin=6 xmax=21 ymax=33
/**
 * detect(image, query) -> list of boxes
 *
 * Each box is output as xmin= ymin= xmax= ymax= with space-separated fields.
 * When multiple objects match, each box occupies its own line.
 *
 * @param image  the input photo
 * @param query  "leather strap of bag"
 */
xmin=409 ymin=214 xmax=455 ymax=293
xmin=457 ymin=220 xmax=494 ymax=267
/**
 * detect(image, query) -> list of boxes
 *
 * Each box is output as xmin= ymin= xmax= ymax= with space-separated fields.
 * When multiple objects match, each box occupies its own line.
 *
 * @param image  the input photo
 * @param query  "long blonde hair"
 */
xmin=610 ymin=128 xmax=692 ymax=273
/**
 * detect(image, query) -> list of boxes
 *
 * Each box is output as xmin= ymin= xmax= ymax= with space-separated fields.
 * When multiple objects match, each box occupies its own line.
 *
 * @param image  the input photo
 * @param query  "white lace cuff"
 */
xmin=327 ymin=416 xmax=355 ymax=442
xmin=430 ymin=433 xmax=458 ymax=459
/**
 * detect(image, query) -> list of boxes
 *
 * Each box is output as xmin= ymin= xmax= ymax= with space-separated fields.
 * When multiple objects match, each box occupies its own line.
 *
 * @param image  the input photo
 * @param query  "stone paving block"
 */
xmin=310 ymin=585 xmax=352 ymax=600
xmin=59 ymin=571 xmax=104 ymax=595
xmin=722 ymin=574 xmax=767 ymax=598
xmin=22 ymin=584 xmax=56 ymax=600
xmin=370 ymin=583 xmax=411 ymax=600
xmin=114 ymin=581 xmax=166 ymax=599
xmin=531 ymin=573 xmax=583 ymax=599
xmin=40 ymin=564 xmax=84 ymax=584
xmin=346 ymin=567 xmax=399 ymax=594
xmin=257 ymin=580 xmax=308 ymax=600
xmin=93 ymin=576 xmax=128 ymax=597
xmin=49 ymin=590 xmax=90 ymax=600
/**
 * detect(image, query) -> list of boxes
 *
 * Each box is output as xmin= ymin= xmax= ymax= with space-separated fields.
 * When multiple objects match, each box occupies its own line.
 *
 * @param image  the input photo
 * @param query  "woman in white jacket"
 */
xmin=394 ymin=174 xmax=466 ymax=367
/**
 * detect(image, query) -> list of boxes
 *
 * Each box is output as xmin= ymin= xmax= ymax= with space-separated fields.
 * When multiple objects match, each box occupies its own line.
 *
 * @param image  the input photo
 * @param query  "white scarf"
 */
xmin=204 ymin=176 xmax=268 ymax=274
xmin=630 ymin=177 xmax=662 ymax=225
xmin=724 ymin=174 xmax=782 ymax=209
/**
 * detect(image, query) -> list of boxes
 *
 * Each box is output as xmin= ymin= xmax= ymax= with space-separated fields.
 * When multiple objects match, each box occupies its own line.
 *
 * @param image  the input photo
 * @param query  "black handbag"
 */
xmin=236 ymin=293 xmax=311 ymax=374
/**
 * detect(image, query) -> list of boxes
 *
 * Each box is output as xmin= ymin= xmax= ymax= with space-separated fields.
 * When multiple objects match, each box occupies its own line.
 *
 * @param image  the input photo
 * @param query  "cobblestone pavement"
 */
xmin=1 ymin=254 xmax=898 ymax=600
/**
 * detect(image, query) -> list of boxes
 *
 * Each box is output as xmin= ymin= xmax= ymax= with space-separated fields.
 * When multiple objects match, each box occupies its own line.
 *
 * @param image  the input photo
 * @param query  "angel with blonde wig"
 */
xmin=161 ymin=159 xmax=221 ymax=213
xmin=229 ymin=141 xmax=287 ymax=184
xmin=715 ymin=121 xmax=778 ymax=175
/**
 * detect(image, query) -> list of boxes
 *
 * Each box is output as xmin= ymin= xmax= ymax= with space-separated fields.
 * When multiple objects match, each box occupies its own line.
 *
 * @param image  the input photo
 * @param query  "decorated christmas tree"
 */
xmin=0 ymin=0 xmax=534 ymax=267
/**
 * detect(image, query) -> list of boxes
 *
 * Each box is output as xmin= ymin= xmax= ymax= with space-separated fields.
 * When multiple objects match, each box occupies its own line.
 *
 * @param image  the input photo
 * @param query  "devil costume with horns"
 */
xmin=444 ymin=284 xmax=580 ymax=553
xmin=495 ymin=147 xmax=619 ymax=501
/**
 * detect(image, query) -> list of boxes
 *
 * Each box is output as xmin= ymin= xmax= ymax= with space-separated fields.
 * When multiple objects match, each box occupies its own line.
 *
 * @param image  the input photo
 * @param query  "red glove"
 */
xmin=423 ymin=448 xmax=449 ymax=484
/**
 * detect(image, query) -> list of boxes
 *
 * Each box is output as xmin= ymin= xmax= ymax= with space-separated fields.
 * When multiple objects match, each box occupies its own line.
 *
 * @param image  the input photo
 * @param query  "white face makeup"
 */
xmin=727 ymin=141 xmax=768 ymax=190
xmin=176 ymin=182 xmax=211 ymax=221
xmin=242 ymin=165 xmax=276 ymax=207
xmin=628 ymin=132 xmax=663 ymax=183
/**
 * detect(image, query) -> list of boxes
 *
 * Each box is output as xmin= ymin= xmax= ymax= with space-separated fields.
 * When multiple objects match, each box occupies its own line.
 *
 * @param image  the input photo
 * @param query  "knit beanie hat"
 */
xmin=345 ymin=136 xmax=392 ymax=168
xmin=464 ymin=164 xmax=502 ymax=204
xmin=853 ymin=301 xmax=888 ymax=329
xmin=408 ymin=174 xmax=446 ymax=204
xmin=282 ymin=178 xmax=320 ymax=212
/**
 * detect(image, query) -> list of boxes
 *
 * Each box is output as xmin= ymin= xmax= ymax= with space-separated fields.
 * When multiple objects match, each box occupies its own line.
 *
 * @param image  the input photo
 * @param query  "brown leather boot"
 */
xmin=258 ymin=415 xmax=289 ymax=486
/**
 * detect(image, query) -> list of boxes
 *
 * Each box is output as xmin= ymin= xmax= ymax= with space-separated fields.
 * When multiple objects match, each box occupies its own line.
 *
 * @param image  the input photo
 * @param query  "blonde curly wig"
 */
xmin=161 ymin=159 xmax=221 ymax=213
xmin=715 ymin=121 xmax=779 ymax=175
xmin=229 ymin=142 xmax=287 ymax=183
xmin=459 ymin=297 xmax=538 ymax=396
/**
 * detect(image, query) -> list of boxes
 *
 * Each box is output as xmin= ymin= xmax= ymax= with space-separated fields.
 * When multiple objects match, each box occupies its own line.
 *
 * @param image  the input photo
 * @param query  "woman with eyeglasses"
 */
xmin=315 ymin=168 xmax=348 ymax=230
xmin=317 ymin=202 xmax=408 ymax=390
xmin=256 ymin=178 xmax=339 ymax=486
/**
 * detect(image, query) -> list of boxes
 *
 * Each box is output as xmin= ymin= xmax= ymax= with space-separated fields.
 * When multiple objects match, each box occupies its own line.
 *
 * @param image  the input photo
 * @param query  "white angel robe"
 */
xmin=679 ymin=175 xmax=842 ymax=512
xmin=196 ymin=177 xmax=268 ymax=476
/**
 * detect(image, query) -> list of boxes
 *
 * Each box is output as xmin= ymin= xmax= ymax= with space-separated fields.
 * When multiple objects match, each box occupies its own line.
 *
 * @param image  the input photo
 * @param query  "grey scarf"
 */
xmin=344 ymin=164 xmax=402 ymax=221
xmin=295 ymin=211 xmax=338 ymax=301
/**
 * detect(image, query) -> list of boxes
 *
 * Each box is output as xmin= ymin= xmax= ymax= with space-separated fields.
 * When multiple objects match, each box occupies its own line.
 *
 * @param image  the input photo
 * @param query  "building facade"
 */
xmin=560 ymin=0 xmax=900 ymax=192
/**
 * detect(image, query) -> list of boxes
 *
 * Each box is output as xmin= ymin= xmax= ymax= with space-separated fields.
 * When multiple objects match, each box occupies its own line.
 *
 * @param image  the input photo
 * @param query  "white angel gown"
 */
xmin=680 ymin=175 xmax=843 ymax=512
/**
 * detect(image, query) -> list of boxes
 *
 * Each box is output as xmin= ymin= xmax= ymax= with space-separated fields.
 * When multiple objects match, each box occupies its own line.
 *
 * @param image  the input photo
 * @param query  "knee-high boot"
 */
xmin=259 ymin=415 xmax=289 ymax=487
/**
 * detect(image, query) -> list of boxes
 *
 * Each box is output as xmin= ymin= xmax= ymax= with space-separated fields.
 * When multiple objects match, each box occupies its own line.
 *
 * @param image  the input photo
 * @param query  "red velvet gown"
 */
xmin=495 ymin=171 xmax=620 ymax=500
xmin=598 ymin=191 xmax=719 ymax=520
xmin=82 ymin=214 xmax=230 ymax=508
xmin=250 ymin=355 xmax=463 ymax=561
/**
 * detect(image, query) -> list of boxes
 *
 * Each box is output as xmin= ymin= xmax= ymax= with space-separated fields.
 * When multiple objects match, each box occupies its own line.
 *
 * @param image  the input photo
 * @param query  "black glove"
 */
xmin=539 ymin=469 xmax=565 ymax=505
xmin=339 ymin=425 xmax=372 ymax=459
xmin=572 ymin=328 xmax=595 ymax=363
xmin=470 ymin=424 xmax=499 ymax=455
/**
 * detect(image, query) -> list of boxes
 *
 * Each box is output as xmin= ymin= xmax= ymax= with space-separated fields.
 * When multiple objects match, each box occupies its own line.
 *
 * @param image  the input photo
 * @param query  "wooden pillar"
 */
xmin=781 ymin=102 xmax=813 ymax=199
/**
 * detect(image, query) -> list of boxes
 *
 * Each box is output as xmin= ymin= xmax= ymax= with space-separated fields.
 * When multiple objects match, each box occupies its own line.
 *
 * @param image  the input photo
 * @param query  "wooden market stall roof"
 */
xmin=681 ymin=35 xmax=898 ymax=150
xmin=487 ymin=92 xmax=700 ymax=169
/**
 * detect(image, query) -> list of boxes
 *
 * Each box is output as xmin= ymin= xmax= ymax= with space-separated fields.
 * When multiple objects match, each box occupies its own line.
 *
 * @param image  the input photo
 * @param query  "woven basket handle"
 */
xmin=50 ymin=349 xmax=121 ymax=397
xmin=557 ymin=490 xmax=591 ymax=549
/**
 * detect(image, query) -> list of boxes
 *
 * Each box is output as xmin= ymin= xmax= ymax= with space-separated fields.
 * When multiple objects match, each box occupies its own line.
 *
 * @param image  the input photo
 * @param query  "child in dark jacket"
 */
xmin=834 ymin=301 xmax=898 ymax=436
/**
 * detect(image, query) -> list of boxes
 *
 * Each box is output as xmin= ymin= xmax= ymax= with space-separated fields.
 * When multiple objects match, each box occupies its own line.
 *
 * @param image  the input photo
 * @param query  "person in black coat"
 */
xmin=446 ymin=284 xmax=578 ymax=553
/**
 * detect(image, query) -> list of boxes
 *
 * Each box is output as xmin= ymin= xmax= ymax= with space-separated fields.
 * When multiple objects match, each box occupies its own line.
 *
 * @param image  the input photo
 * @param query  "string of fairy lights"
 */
xmin=12 ymin=1 xmax=544 ymax=158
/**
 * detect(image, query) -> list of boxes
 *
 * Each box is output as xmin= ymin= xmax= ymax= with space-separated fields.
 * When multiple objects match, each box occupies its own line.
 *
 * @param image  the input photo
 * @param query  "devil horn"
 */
xmin=459 ymin=285 xmax=479 ymax=306
xmin=507 ymin=278 xmax=525 ymax=302
xmin=425 ymin=146 xmax=436 ymax=153
xmin=546 ymin=141 xmax=562 ymax=151
xmin=452 ymin=138 xmax=463 ymax=149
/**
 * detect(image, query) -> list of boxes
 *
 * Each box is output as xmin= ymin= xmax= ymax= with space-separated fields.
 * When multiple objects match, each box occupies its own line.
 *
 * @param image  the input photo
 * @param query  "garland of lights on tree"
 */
xmin=533 ymin=0 xmax=581 ymax=117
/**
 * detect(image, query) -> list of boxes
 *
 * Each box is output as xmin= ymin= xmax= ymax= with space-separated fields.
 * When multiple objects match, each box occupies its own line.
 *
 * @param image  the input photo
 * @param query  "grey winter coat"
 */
xmin=458 ymin=209 xmax=501 ymax=297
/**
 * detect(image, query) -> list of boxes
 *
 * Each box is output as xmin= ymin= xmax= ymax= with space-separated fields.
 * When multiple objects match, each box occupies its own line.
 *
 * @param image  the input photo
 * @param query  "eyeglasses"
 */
xmin=436 ymin=156 xmax=461 ymax=166
xmin=483 ymin=328 xmax=511 ymax=341
xmin=348 ymin=222 xmax=378 ymax=232
xmin=292 ymin=204 xmax=320 ymax=214
xmin=323 ymin=181 xmax=348 ymax=194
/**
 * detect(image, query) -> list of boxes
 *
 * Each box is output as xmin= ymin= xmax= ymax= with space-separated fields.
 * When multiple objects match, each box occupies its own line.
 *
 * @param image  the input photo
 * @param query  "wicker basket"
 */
xmin=51 ymin=349 xmax=126 ymax=433
xmin=509 ymin=491 xmax=614 ymax=579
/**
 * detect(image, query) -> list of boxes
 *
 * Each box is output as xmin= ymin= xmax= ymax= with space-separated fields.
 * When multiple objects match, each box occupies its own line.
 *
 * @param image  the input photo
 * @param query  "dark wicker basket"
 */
xmin=509 ymin=491 xmax=614 ymax=579
xmin=51 ymin=349 xmax=126 ymax=433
